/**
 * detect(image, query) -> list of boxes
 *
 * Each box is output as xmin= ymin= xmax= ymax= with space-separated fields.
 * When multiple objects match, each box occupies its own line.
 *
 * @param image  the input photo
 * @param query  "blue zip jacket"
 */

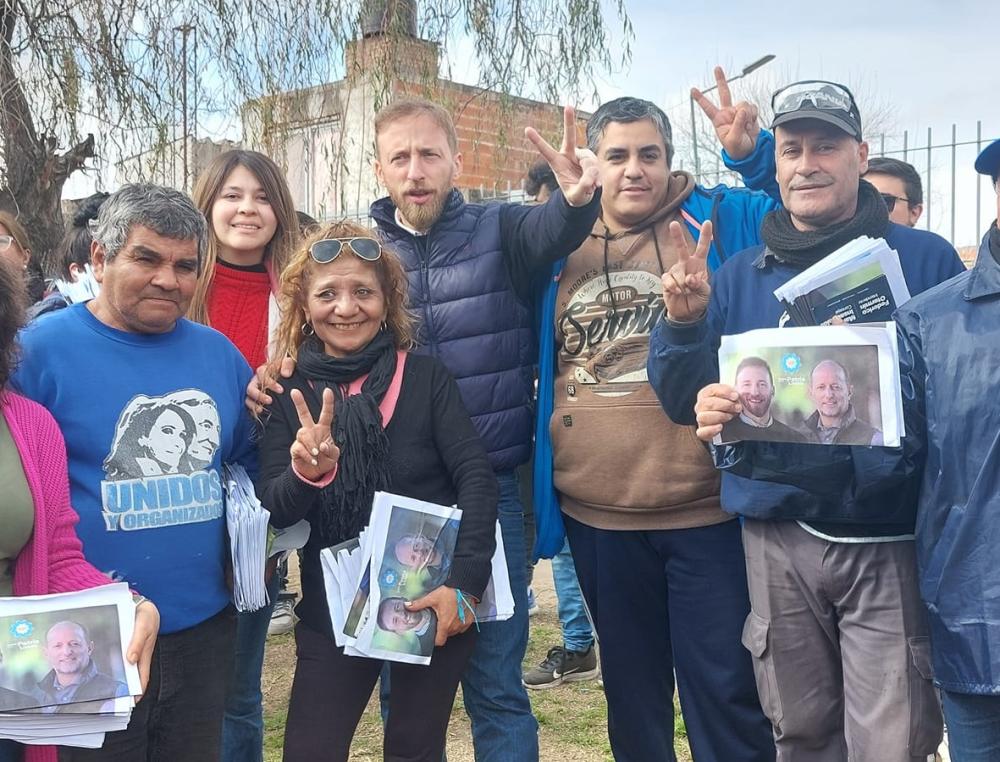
xmin=893 ymin=230 xmax=1000 ymax=694
xmin=646 ymin=223 xmax=965 ymax=529
xmin=371 ymin=188 xmax=600 ymax=473
xmin=531 ymin=132 xmax=780 ymax=559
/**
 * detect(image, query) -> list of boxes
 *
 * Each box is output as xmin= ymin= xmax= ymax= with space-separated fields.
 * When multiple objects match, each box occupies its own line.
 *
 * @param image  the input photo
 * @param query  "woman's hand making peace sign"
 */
xmin=289 ymin=387 xmax=340 ymax=481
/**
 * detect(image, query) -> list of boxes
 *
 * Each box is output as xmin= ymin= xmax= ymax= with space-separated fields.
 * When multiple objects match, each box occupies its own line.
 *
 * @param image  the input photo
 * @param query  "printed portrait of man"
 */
xmin=721 ymin=357 xmax=805 ymax=443
xmin=32 ymin=620 xmax=128 ymax=714
xmin=800 ymin=360 xmax=883 ymax=446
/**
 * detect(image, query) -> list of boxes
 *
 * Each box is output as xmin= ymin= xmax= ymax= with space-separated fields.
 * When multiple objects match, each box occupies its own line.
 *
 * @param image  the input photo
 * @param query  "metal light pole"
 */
xmin=175 ymin=23 xmax=195 ymax=192
xmin=690 ymin=54 xmax=776 ymax=182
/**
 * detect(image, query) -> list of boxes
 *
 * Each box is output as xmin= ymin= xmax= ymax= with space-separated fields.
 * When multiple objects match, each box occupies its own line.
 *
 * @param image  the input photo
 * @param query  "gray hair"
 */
xmin=93 ymin=184 xmax=207 ymax=268
xmin=586 ymin=97 xmax=675 ymax=165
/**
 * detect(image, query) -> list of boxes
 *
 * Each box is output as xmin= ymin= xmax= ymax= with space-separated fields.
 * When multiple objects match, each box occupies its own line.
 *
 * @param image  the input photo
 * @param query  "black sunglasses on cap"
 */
xmin=309 ymin=237 xmax=382 ymax=264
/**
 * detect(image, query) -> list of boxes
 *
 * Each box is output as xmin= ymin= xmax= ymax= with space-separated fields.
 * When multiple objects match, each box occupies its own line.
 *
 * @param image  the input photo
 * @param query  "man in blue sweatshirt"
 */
xmin=647 ymin=81 xmax=964 ymax=761
xmin=14 ymin=184 xmax=257 ymax=762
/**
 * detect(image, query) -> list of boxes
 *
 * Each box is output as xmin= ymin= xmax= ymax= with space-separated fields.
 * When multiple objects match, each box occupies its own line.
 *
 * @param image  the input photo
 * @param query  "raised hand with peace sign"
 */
xmin=524 ymin=105 xmax=601 ymax=208
xmin=692 ymin=66 xmax=762 ymax=161
xmin=661 ymin=220 xmax=713 ymax=323
xmin=289 ymin=387 xmax=340 ymax=482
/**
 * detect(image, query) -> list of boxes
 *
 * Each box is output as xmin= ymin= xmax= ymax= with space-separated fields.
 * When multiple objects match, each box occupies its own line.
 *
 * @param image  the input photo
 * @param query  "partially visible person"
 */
xmin=889 ymin=138 xmax=1000 ymax=761
xmin=191 ymin=149 xmax=299 ymax=762
xmin=0 ymin=257 xmax=159 ymax=762
xmin=800 ymin=359 xmax=881 ymax=445
xmin=33 ymin=620 xmax=129 ymax=714
xmin=28 ymin=192 xmax=108 ymax=320
xmin=864 ymin=157 xmax=923 ymax=227
xmin=649 ymin=79 xmax=964 ymax=761
xmin=256 ymin=221 xmax=498 ymax=762
xmin=0 ymin=212 xmax=40 ymax=302
xmin=720 ymin=356 xmax=805 ymax=442
xmin=520 ymin=160 xmax=556 ymax=616
xmin=12 ymin=184 xmax=255 ymax=762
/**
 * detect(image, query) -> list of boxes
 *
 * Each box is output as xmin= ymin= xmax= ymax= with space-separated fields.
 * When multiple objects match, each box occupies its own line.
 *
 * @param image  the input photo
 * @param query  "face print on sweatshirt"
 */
xmin=100 ymin=390 xmax=224 ymax=532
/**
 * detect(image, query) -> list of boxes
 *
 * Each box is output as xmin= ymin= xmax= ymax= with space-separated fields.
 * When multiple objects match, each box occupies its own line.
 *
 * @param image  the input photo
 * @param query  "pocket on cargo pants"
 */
xmin=742 ymin=611 xmax=783 ymax=729
xmin=907 ymin=636 xmax=943 ymax=755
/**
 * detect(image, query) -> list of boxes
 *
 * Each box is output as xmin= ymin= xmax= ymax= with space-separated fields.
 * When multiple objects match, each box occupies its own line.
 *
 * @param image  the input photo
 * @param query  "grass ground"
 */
xmin=261 ymin=559 xmax=692 ymax=761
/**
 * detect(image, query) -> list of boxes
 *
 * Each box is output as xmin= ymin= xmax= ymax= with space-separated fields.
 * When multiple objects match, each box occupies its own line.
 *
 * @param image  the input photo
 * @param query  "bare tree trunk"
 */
xmin=1 ymin=2 xmax=94 ymax=279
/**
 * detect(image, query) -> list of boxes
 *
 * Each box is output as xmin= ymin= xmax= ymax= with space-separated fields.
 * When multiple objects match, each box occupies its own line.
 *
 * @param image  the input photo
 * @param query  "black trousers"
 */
xmin=59 ymin=607 xmax=236 ymax=762
xmin=283 ymin=621 xmax=476 ymax=762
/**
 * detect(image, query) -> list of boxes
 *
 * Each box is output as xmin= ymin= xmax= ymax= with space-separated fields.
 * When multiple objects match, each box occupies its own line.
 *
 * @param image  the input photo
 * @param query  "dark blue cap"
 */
xmin=974 ymin=138 xmax=1000 ymax=181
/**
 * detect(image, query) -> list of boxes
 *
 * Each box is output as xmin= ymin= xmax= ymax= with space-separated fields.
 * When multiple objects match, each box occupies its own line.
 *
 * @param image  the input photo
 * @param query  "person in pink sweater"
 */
xmin=0 ymin=260 xmax=159 ymax=762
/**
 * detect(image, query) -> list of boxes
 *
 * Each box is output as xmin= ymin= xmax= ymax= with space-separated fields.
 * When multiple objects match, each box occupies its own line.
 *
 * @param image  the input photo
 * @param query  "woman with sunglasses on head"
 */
xmin=0 ymin=259 xmax=160 ymax=762
xmin=190 ymin=150 xmax=299 ymax=762
xmin=256 ymin=221 xmax=497 ymax=762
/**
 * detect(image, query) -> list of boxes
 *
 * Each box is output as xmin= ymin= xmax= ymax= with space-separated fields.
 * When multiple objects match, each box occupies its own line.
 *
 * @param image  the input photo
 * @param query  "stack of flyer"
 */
xmin=223 ymin=464 xmax=310 ymax=612
xmin=773 ymin=236 xmax=911 ymax=326
xmin=0 ymin=583 xmax=141 ymax=748
xmin=321 ymin=492 xmax=514 ymax=665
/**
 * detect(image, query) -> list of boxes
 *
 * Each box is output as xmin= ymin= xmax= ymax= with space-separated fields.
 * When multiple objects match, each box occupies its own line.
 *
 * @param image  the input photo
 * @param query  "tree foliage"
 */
xmin=0 ymin=0 xmax=632 ymax=271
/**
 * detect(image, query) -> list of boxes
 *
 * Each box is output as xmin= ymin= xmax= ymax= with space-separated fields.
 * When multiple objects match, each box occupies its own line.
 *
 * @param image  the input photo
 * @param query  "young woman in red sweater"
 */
xmin=190 ymin=150 xmax=299 ymax=762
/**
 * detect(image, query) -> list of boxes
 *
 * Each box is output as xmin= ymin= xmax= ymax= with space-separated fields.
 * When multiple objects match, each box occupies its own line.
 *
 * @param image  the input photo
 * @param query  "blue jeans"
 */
xmin=222 ymin=574 xmax=280 ymax=762
xmin=551 ymin=538 xmax=593 ymax=652
xmin=942 ymin=690 xmax=1000 ymax=761
xmin=460 ymin=470 xmax=538 ymax=761
xmin=0 ymin=740 xmax=20 ymax=762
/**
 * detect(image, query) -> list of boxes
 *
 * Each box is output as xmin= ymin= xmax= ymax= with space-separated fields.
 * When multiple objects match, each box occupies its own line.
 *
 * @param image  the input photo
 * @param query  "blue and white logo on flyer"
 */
xmin=781 ymin=353 xmax=802 ymax=373
xmin=9 ymin=619 xmax=33 ymax=638
xmin=381 ymin=568 xmax=398 ymax=588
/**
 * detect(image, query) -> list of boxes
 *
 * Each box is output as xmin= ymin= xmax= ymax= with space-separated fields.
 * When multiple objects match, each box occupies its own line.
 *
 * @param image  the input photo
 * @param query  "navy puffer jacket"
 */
xmin=371 ymin=188 xmax=600 ymax=472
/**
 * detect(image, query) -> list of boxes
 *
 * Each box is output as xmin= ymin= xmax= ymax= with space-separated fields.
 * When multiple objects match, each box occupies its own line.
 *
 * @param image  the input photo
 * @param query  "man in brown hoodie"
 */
xmin=545 ymin=95 xmax=778 ymax=762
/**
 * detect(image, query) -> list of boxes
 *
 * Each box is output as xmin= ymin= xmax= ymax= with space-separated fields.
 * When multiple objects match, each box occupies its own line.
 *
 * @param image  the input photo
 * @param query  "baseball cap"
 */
xmin=771 ymin=80 xmax=862 ymax=140
xmin=974 ymin=139 xmax=1000 ymax=183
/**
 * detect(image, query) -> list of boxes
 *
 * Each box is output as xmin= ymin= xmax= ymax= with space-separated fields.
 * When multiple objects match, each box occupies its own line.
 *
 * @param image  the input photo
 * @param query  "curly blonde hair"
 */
xmin=269 ymin=221 xmax=413 ymax=375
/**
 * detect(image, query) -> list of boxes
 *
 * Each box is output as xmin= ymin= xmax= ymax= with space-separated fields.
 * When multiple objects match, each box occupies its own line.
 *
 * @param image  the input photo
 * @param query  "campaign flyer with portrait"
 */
xmin=0 ymin=584 xmax=140 ymax=747
xmin=717 ymin=324 xmax=903 ymax=447
xmin=358 ymin=495 xmax=461 ymax=665
xmin=321 ymin=492 xmax=515 ymax=666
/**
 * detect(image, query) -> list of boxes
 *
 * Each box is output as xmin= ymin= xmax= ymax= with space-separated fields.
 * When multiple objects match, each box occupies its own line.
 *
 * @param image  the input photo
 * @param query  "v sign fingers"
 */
xmin=289 ymin=387 xmax=340 ymax=481
xmin=662 ymin=220 xmax=712 ymax=323
xmin=525 ymin=106 xmax=597 ymax=208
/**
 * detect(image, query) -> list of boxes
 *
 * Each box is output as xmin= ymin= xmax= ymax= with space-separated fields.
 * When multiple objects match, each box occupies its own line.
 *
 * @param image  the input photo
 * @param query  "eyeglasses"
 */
xmin=772 ymin=80 xmax=857 ymax=118
xmin=0 ymin=235 xmax=13 ymax=253
xmin=879 ymin=193 xmax=912 ymax=213
xmin=308 ymin=237 xmax=382 ymax=264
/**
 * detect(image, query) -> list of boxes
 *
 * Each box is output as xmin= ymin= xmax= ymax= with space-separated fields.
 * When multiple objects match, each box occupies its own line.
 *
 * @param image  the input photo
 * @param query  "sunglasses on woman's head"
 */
xmin=309 ymin=237 xmax=382 ymax=264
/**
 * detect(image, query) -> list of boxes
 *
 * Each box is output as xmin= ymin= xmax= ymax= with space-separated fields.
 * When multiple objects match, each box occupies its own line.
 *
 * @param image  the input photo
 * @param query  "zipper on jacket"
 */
xmin=415 ymin=236 xmax=438 ymax=355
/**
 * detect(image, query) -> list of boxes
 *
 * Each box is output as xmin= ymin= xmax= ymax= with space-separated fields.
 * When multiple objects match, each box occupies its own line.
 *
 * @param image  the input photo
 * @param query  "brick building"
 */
xmin=245 ymin=0 xmax=584 ymax=221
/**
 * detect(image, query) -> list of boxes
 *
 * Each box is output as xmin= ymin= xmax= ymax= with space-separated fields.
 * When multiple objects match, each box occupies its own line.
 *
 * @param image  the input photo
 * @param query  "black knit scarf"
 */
xmin=296 ymin=329 xmax=397 ymax=541
xmin=761 ymin=179 xmax=890 ymax=268
xmin=989 ymin=222 xmax=1000 ymax=266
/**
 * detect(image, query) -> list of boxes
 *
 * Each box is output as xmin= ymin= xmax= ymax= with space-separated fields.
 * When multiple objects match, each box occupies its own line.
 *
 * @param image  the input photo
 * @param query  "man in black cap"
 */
xmin=647 ymin=79 xmax=966 ymax=761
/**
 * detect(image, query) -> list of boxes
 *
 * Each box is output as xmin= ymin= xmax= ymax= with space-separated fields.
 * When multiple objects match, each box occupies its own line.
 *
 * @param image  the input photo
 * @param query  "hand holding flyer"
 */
xmin=321 ymin=492 xmax=514 ymax=666
xmin=715 ymin=323 xmax=903 ymax=447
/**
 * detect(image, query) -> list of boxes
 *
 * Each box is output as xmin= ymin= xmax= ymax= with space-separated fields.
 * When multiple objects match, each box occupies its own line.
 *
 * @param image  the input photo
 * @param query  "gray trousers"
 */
xmin=741 ymin=519 xmax=942 ymax=762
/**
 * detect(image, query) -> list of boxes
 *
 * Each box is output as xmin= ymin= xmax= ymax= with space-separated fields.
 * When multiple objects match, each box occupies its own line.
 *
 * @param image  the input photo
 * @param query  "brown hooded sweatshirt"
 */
xmin=551 ymin=171 xmax=727 ymax=531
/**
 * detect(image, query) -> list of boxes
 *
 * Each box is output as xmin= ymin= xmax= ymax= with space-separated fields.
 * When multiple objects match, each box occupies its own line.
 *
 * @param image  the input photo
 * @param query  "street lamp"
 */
xmin=689 ymin=54 xmax=776 ymax=181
